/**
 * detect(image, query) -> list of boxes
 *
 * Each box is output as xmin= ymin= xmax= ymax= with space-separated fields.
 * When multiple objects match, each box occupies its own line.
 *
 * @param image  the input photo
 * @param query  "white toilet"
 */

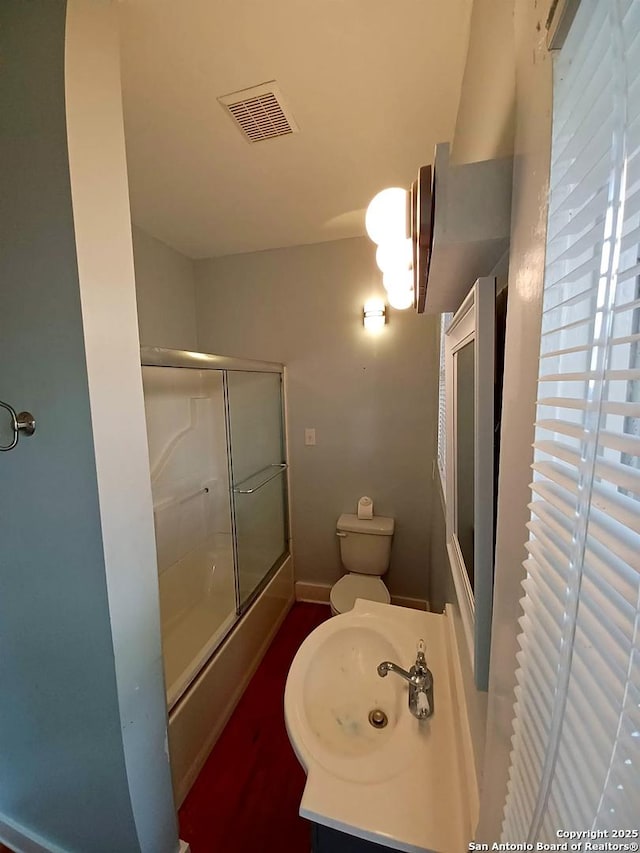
xmin=329 ymin=512 xmax=394 ymax=616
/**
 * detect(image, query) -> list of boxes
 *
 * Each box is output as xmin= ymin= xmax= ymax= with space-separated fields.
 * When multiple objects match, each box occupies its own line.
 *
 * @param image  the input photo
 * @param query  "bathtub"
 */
xmin=166 ymin=553 xmax=294 ymax=806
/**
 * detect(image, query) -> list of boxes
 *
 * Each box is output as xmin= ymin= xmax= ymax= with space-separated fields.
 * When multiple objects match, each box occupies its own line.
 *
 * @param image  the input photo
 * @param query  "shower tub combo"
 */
xmin=141 ymin=347 xmax=293 ymax=804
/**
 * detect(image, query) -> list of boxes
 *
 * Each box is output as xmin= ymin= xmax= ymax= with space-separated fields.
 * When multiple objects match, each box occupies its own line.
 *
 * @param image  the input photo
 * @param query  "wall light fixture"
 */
xmin=365 ymin=187 xmax=413 ymax=311
xmin=365 ymin=165 xmax=433 ymax=313
xmin=363 ymin=298 xmax=386 ymax=332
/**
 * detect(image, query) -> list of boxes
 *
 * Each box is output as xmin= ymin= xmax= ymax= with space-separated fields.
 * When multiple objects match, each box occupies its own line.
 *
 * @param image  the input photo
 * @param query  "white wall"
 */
xmin=132 ymin=225 xmax=197 ymax=350
xmin=195 ymin=237 xmax=439 ymax=601
xmin=451 ymin=0 xmax=515 ymax=165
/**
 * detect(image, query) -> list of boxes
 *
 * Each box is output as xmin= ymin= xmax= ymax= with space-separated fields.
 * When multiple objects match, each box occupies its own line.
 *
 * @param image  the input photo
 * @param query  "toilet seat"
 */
xmin=330 ymin=574 xmax=391 ymax=615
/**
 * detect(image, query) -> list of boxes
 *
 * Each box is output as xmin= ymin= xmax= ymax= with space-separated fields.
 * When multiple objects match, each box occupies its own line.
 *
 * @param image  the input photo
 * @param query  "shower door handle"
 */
xmin=0 ymin=401 xmax=36 ymax=452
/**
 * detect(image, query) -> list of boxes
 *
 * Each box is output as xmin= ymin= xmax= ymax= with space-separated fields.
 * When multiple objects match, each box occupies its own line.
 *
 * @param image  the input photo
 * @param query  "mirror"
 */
xmin=455 ymin=340 xmax=475 ymax=589
xmin=445 ymin=277 xmax=496 ymax=690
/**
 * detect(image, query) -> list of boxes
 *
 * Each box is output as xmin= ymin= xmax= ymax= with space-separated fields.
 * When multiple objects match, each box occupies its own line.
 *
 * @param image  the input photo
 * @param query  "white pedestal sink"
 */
xmin=284 ymin=600 xmax=476 ymax=853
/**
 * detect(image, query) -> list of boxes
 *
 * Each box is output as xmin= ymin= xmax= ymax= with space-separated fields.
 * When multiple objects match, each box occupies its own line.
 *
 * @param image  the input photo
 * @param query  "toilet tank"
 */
xmin=336 ymin=513 xmax=394 ymax=575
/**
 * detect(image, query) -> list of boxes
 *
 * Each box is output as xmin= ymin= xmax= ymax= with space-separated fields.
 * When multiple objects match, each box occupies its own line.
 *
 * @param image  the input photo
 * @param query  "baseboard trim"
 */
xmin=0 ymin=810 xmax=187 ymax=853
xmin=0 ymin=813 xmax=66 ymax=853
xmin=391 ymin=594 xmax=430 ymax=612
xmin=294 ymin=581 xmax=331 ymax=603
xmin=294 ymin=581 xmax=429 ymax=612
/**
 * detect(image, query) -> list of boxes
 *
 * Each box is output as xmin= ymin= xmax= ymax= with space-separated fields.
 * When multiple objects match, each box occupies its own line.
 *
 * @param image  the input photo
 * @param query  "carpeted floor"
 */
xmin=178 ymin=602 xmax=330 ymax=853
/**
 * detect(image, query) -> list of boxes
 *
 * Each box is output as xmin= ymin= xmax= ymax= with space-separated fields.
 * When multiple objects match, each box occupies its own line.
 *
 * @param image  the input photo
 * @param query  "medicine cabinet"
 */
xmin=444 ymin=277 xmax=497 ymax=690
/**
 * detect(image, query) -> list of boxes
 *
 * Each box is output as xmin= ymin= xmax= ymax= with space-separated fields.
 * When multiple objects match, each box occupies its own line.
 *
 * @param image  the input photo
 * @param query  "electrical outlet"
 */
xmin=304 ymin=428 xmax=316 ymax=446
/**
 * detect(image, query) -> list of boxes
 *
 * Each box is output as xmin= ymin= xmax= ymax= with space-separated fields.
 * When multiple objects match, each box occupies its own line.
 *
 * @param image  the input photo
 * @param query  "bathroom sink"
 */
xmin=300 ymin=625 xmax=404 ymax=766
xmin=286 ymin=607 xmax=422 ymax=783
xmin=284 ymin=599 xmax=476 ymax=853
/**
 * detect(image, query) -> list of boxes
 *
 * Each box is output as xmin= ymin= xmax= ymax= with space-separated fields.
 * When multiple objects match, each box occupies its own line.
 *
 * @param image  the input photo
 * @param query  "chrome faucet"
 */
xmin=377 ymin=640 xmax=434 ymax=720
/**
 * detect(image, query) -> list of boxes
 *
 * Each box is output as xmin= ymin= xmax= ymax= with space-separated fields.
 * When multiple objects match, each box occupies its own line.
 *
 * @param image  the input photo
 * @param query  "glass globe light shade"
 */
xmin=375 ymin=238 xmax=413 ymax=274
xmin=383 ymin=268 xmax=413 ymax=294
xmin=387 ymin=287 xmax=414 ymax=310
xmin=383 ymin=269 xmax=414 ymax=310
xmin=365 ymin=188 xmax=408 ymax=245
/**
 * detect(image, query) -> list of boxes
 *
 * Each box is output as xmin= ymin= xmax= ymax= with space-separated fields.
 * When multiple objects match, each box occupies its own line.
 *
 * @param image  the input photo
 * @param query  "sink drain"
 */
xmin=368 ymin=708 xmax=388 ymax=729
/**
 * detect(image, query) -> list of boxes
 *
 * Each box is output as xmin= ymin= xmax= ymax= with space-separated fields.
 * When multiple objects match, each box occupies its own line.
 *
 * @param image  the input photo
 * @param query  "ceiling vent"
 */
xmin=218 ymin=81 xmax=299 ymax=143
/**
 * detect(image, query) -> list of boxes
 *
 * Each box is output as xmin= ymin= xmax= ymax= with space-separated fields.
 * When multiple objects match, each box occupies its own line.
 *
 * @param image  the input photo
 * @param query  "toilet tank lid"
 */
xmin=337 ymin=513 xmax=394 ymax=535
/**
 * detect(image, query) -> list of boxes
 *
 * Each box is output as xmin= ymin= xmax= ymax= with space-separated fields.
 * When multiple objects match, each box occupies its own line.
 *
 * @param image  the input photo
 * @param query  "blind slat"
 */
xmin=537 ymin=397 xmax=640 ymax=417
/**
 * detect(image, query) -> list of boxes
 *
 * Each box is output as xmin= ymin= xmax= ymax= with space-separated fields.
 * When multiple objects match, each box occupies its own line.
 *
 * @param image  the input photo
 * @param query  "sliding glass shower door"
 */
xmin=141 ymin=349 xmax=289 ymax=707
xmin=226 ymin=371 xmax=288 ymax=610
xmin=142 ymin=365 xmax=236 ymax=708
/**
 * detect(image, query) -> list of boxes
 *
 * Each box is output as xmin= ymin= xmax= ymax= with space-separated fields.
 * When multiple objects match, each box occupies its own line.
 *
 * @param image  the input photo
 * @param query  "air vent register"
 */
xmin=218 ymin=81 xmax=299 ymax=143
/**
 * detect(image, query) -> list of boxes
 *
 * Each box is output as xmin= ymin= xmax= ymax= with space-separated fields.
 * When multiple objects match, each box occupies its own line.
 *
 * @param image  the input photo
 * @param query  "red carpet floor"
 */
xmin=178 ymin=602 xmax=330 ymax=853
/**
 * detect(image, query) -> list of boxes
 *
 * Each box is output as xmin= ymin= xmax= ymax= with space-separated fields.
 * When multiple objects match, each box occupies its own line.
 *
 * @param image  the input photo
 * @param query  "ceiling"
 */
xmin=117 ymin=0 xmax=473 ymax=259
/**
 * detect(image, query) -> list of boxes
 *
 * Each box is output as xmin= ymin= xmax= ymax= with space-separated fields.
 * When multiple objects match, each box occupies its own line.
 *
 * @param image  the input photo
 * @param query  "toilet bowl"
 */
xmin=330 ymin=513 xmax=394 ymax=616
xmin=329 ymin=574 xmax=391 ymax=616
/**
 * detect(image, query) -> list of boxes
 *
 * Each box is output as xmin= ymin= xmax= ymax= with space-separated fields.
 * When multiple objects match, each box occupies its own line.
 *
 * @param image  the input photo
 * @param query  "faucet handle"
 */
xmin=413 ymin=639 xmax=430 ymax=679
xmin=416 ymin=690 xmax=431 ymax=717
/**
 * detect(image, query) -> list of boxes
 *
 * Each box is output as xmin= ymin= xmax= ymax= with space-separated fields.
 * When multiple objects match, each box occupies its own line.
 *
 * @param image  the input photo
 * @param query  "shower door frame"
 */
xmin=140 ymin=346 xmax=290 ymax=621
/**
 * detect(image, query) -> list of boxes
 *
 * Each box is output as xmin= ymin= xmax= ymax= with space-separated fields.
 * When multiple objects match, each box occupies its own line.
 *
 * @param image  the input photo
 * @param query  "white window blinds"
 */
xmin=502 ymin=0 xmax=640 ymax=839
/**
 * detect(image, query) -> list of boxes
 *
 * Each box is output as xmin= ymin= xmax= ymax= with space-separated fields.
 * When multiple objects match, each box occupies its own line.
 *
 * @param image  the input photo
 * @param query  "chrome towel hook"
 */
xmin=0 ymin=400 xmax=36 ymax=452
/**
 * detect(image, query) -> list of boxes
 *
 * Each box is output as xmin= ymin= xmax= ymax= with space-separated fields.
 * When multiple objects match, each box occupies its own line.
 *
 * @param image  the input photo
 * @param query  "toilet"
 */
xmin=330 ymin=512 xmax=394 ymax=616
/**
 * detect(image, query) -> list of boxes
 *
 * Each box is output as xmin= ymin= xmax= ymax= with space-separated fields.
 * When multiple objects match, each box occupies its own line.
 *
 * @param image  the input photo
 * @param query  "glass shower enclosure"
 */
xmin=140 ymin=347 xmax=288 ymax=709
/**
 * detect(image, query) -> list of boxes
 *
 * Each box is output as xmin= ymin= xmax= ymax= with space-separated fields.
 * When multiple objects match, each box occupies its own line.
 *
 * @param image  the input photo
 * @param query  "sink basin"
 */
xmin=284 ymin=599 xmax=475 ymax=853
xmin=302 ymin=625 xmax=402 ymax=760
xmin=285 ymin=604 xmax=430 ymax=784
